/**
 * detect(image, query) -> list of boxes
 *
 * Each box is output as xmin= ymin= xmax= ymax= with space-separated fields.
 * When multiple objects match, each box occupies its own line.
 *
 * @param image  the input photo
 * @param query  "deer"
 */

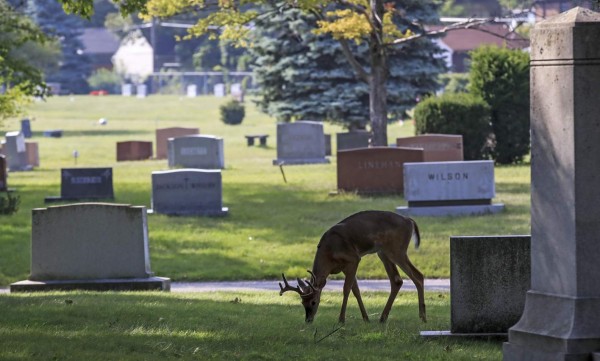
xmin=279 ymin=210 xmax=425 ymax=324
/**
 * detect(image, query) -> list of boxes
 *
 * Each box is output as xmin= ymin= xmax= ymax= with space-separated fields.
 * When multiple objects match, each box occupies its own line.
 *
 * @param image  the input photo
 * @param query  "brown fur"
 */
xmin=280 ymin=210 xmax=425 ymax=323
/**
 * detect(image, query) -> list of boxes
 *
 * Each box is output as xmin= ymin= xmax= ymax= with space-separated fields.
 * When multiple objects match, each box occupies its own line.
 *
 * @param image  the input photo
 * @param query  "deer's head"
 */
xmin=279 ymin=271 xmax=321 ymax=323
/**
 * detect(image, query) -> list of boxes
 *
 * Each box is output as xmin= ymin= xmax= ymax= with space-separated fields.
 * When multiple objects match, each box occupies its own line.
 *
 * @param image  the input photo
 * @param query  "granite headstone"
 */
xmin=168 ymin=135 xmax=224 ymax=169
xmin=336 ymin=131 xmax=370 ymax=152
xmin=273 ymin=121 xmax=329 ymax=165
xmin=116 ymin=141 xmax=153 ymax=161
xmin=45 ymin=168 xmax=114 ymax=202
xmin=396 ymin=134 xmax=464 ymax=162
xmin=4 ymin=131 xmax=31 ymax=171
xmin=155 ymin=127 xmax=200 ymax=159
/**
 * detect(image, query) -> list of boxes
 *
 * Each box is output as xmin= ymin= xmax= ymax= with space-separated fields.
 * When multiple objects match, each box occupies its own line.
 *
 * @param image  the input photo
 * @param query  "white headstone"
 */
xmin=187 ymin=84 xmax=197 ymax=98
xmin=214 ymin=83 xmax=225 ymax=97
xmin=136 ymin=84 xmax=147 ymax=98
xmin=122 ymin=84 xmax=132 ymax=96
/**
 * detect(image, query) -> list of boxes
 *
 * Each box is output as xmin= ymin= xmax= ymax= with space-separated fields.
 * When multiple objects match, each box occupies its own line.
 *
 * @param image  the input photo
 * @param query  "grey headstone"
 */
xmin=121 ymin=84 xmax=132 ymax=96
xmin=451 ymin=236 xmax=530 ymax=334
xmin=4 ymin=131 xmax=31 ymax=171
xmin=136 ymin=84 xmax=147 ymax=98
xmin=336 ymin=131 xmax=370 ymax=152
xmin=273 ymin=121 xmax=329 ymax=165
xmin=167 ymin=135 xmax=224 ymax=169
xmin=0 ymin=155 xmax=6 ymax=191
xmin=397 ymin=161 xmax=504 ymax=216
xmin=151 ymin=169 xmax=228 ymax=216
xmin=20 ymin=204 xmax=168 ymax=287
xmin=504 ymin=8 xmax=600 ymax=361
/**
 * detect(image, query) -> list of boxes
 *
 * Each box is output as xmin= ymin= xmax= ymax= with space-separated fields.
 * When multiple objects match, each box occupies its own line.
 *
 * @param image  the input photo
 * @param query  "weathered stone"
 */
xmin=396 ymin=134 xmax=463 ymax=162
xmin=151 ymin=169 xmax=228 ymax=216
xmin=116 ymin=141 xmax=153 ymax=161
xmin=451 ymin=236 xmax=530 ymax=334
xmin=273 ymin=121 xmax=329 ymax=165
xmin=503 ymin=8 xmax=600 ymax=361
xmin=155 ymin=127 xmax=200 ymax=159
xmin=336 ymin=131 xmax=370 ymax=152
xmin=397 ymin=160 xmax=504 ymax=216
xmin=4 ymin=131 xmax=31 ymax=171
xmin=10 ymin=203 xmax=170 ymax=292
xmin=337 ymin=147 xmax=424 ymax=194
xmin=167 ymin=135 xmax=224 ymax=169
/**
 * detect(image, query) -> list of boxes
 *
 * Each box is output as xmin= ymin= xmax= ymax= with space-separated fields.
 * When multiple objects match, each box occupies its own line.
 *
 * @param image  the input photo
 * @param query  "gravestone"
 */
xmin=25 ymin=142 xmax=39 ymax=167
xmin=324 ymin=134 xmax=331 ymax=156
xmin=116 ymin=141 xmax=153 ymax=161
xmin=151 ymin=169 xmax=228 ymax=216
xmin=273 ymin=121 xmax=329 ymax=165
xmin=0 ymin=155 xmax=6 ymax=191
xmin=230 ymin=83 xmax=243 ymax=102
xmin=20 ymin=119 xmax=32 ymax=138
xmin=503 ymin=8 xmax=600 ymax=361
xmin=136 ymin=84 xmax=147 ymax=98
xmin=168 ymin=135 xmax=224 ymax=169
xmin=396 ymin=134 xmax=464 ymax=162
xmin=4 ymin=131 xmax=31 ymax=171
xmin=214 ymin=83 xmax=225 ymax=97
xmin=155 ymin=127 xmax=199 ymax=159
xmin=45 ymin=168 xmax=114 ymax=202
xmin=337 ymin=131 xmax=370 ymax=152
xmin=121 ymin=84 xmax=132 ymax=96
xmin=337 ymin=147 xmax=424 ymax=194
xmin=451 ymin=236 xmax=530 ymax=334
xmin=187 ymin=84 xmax=197 ymax=97
xmin=396 ymin=160 xmax=504 ymax=216
xmin=43 ymin=130 xmax=62 ymax=138
xmin=10 ymin=203 xmax=170 ymax=292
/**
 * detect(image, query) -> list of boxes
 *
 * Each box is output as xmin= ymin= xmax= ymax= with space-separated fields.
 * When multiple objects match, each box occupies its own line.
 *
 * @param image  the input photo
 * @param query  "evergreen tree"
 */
xmin=24 ymin=0 xmax=92 ymax=94
xmin=250 ymin=5 xmax=445 ymax=130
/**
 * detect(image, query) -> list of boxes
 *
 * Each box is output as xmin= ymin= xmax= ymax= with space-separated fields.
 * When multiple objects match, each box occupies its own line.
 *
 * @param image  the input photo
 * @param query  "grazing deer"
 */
xmin=279 ymin=210 xmax=425 ymax=324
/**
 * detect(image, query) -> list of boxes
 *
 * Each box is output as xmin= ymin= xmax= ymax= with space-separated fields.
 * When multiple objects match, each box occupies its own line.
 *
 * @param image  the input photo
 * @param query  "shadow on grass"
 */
xmin=0 ymin=292 xmax=500 ymax=361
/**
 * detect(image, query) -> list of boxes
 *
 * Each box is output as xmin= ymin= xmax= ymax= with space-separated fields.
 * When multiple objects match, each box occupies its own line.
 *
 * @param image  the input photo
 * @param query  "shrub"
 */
xmin=87 ymin=69 xmax=122 ymax=94
xmin=469 ymin=45 xmax=530 ymax=164
xmin=0 ymin=191 xmax=20 ymax=215
xmin=220 ymin=100 xmax=245 ymax=125
xmin=438 ymin=73 xmax=469 ymax=94
xmin=414 ymin=93 xmax=492 ymax=160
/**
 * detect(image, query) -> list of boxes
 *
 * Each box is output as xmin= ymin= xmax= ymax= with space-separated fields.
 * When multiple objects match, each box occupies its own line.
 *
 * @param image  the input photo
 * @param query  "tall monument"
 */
xmin=504 ymin=7 xmax=600 ymax=361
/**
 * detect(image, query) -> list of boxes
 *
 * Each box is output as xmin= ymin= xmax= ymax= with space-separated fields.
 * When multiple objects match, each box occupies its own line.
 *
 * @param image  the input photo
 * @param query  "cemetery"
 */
xmin=2 ymin=4 xmax=599 ymax=361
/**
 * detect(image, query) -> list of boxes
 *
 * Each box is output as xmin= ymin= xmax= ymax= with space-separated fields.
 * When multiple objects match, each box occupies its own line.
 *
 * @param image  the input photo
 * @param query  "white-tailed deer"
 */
xmin=279 ymin=210 xmax=425 ymax=324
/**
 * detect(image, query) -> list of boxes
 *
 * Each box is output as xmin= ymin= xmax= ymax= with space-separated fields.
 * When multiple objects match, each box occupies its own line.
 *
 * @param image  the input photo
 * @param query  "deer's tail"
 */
xmin=410 ymin=218 xmax=421 ymax=250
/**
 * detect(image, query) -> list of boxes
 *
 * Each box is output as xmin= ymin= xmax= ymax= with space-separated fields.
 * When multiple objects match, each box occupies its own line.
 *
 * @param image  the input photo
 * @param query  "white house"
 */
xmin=112 ymin=31 xmax=154 ymax=80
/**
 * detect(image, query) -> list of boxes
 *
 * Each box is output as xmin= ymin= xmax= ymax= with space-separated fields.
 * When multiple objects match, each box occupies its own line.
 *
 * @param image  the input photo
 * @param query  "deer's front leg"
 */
xmin=351 ymin=277 xmax=369 ymax=322
xmin=339 ymin=263 xmax=359 ymax=323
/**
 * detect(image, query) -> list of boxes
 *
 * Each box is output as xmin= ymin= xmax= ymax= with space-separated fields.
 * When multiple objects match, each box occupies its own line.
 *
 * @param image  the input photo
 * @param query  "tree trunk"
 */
xmin=369 ymin=0 xmax=388 ymax=147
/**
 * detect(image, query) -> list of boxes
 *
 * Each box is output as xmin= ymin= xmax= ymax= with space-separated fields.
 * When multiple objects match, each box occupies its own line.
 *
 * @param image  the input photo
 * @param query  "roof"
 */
xmin=79 ymin=28 xmax=121 ymax=55
xmin=429 ymin=23 xmax=529 ymax=52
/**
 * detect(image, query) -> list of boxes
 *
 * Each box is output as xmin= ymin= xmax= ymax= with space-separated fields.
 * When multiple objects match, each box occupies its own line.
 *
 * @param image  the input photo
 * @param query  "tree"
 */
xmin=469 ymin=45 xmax=530 ymax=164
xmin=57 ymin=0 xmax=496 ymax=145
xmin=250 ymin=5 xmax=445 ymax=130
xmin=0 ymin=0 xmax=49 ymax=122
xmin=22 ymin=0 xmax=92 ymax=94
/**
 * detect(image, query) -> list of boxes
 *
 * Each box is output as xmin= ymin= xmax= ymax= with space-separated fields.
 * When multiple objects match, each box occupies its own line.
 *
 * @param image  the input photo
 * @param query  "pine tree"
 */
xmin=250 ymin=4 xmax=445 ymax=130
xmin=25 ymin=0 xmax=92 ymax=94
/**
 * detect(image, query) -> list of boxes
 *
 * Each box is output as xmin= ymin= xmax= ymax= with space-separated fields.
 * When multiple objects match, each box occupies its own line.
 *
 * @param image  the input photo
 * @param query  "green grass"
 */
xmin=0 ymin=95 xmax=531 ymax=285
xmin=0 ymin=291 xmax=502 ymax=361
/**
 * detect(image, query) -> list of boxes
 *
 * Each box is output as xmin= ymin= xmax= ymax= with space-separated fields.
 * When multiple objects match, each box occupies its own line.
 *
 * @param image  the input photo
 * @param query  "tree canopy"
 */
xmin=0 ymin=0 xmax=49 ymax=122
xmin=54 ymin=0 xmax=455 ymax=145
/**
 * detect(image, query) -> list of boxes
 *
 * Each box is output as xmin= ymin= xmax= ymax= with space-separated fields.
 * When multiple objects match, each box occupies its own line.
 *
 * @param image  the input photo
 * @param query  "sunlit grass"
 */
xmin=0 ymin=291 xmax=502 ymax=361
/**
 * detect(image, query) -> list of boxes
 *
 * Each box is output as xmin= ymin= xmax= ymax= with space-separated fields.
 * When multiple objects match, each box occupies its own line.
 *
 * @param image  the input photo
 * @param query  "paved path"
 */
xmin=0 ymin=279 xmax=449 ymax=294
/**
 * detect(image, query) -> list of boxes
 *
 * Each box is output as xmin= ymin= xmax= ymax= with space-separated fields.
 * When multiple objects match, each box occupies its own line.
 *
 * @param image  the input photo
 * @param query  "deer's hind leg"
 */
xmin=389 ymin=253 xmax=426 ymax=323
xmin=377 ymin=252 xmax=403 ymax=323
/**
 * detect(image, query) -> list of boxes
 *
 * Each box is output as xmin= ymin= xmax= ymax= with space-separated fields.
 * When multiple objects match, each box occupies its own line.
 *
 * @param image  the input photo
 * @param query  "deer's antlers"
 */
xmin=279 ymin=272 xmax=316 ymax=296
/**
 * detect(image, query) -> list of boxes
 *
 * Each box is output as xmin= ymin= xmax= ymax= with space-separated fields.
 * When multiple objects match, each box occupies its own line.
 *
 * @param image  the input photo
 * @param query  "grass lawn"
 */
xmin=0 ymin=95 xmax=531 ymax=285
xmin=0 ymin=291 xmax=502 ymax=361
xmin=0 ymin=95 xmax=526 ymax=360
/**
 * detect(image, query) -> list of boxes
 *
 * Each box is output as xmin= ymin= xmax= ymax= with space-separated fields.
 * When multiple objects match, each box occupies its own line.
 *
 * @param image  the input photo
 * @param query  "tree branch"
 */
xmin=338 ymin=37 xmax=370 ymax=83
xmin=389 ymin=17 xmax=494 ymax=46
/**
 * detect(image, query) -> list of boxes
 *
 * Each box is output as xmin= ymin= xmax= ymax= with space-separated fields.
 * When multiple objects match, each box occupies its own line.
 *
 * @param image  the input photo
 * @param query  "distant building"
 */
xmin=431 ymin=23 xmax=530 ymax=73
xmin=79 ymin=28 xmax=120 ymax=71
xmin=112 ymin=31 xmax=154 ymax=80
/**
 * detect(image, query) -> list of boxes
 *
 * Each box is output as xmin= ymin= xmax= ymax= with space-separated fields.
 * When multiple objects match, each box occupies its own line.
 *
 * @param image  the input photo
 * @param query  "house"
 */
xmin=79 ymin=28 xmax=120 ymax=71
xmin=432 ymin=23 xmax=530 ymax=73
xmin=112 ymin=31 xmax=154 ymax=80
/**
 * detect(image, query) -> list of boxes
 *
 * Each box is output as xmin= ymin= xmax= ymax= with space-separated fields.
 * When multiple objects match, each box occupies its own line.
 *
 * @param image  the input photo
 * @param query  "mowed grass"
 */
xmin=0 ymin=95 xmax=531 ymax=285
xmin=0 ymin=291 xmax=502 ymax=361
